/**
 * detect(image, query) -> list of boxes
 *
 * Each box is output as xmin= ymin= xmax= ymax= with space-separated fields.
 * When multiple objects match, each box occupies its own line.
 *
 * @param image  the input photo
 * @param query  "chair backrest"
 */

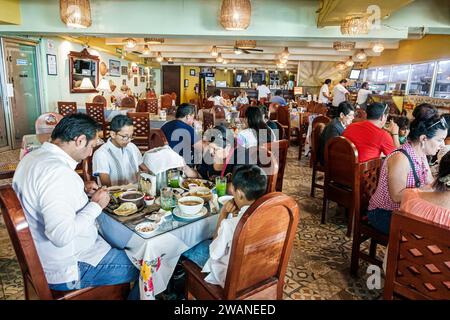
xmin=358 ymin=158 xmax=382 ymax=215
xmin=0 ymin=185 xmax=54 ymax=300
xmin=213 ymin=105 xmax=225 ymax=119
xmin=81 ymin=145 xmax=101 ymax=182
xmin=248 ymin=146 xmax=279 ymax=194
xmin=223 ymin=192 xmax=300 ymax=299
xmin=146 ymin=98 xmax=159 ymax=114
xmin=136 ymin=99 xmax=148 ymax=112
xmin=149 ymin=129 xmax=169 ymax=149
xmin=310 ymin=122 xmax=327 ymax=166
xmin=239 ymin=104 xmax=249 ymax=118
xmin=384 ymin=210 xmax=450 ymax=300
xmin=127 ymin=112 xmax=150 ymax=144
xmin=354 ymin=109 xmax=367 ymax=121
xmin=311 ymin=115 xmax=331 ymax=129
xmin=85 ymin=102 xmax=106 ymax=124
xmin=316 ymin=103 xmax=328 ymax=116
xmin=276 ymin=106 xmax=290 ymax=128
xmin=92 ymin=95 xmax=107 ymax=107
xmin=161 ymin=94 xmax=173 ymax=109
xmin=204 ymin=100 xmax=214 ymax=109
xmin=264 ymin=139 xmax=289 ymax=192
xmin=57 ymin=101 xmax=77 ymax=117
xmin=203 ymin=110 xmax=215 ymax=132
xmin=120 ymin=96 xmax=136 ymax=108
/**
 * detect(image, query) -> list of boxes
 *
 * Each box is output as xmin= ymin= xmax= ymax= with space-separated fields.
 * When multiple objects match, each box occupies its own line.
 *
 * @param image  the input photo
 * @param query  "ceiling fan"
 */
xmin=214 ymin=40 xmax=264 ymax=55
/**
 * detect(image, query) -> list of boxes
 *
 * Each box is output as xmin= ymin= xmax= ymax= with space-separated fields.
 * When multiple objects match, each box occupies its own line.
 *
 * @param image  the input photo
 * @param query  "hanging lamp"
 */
xmin=60 ymin=0 xmax=92 ymax=28
xmin=219 ymin=0 xmax=251 ymax=30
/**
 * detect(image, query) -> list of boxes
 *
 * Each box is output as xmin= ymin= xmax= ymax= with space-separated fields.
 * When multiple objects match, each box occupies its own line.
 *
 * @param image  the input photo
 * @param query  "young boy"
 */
xmin=182 ymin=165 xmax=268 ymax=287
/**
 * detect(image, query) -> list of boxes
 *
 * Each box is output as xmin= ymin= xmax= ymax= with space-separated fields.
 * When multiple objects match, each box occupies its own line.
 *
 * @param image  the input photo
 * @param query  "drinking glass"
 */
xmin=168 ymin=169 xmax=180 ymax=188
xmin=160 ymin=187 xmax=173 ymax=211
xmin=215 ymin=176 xmax=227 ymax=197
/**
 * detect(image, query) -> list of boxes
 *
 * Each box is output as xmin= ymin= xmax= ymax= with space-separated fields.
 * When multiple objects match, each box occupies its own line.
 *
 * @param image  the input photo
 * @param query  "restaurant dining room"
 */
xmin=0 ymin=0 xmax=449 ymax=311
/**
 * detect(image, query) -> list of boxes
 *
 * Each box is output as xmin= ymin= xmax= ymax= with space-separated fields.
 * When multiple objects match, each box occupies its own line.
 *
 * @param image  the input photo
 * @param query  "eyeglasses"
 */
xmin=427 ymin=117 xmax=448 ymax=130
xmin=115 ymin=133 xmax=134 ymax=141
xmin=383 ymin=104 xmax=389 ymax=115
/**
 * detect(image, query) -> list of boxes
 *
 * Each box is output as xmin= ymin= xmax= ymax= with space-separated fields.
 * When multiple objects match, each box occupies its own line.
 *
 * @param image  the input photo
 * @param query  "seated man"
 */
xmin=270 ymin=90 xmax=287 ymax=106
xmin=182 ymin=165 xmax=268 ymax=287
xmin=12 ymin=113 xmax=139 ymax=298
xmin=342 ymin=102 xmax=400 ymax=162
xmin=161 ymin=103 xmax=203 ymax=165
xmin=318 ymin=101 xmax=355 ymax=165
xmin=93 ymin=115 xmax=148 ymax=186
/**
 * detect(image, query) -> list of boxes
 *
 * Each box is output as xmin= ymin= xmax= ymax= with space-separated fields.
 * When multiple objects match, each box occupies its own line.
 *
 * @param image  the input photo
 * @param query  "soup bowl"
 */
xmin=119 ymin=191 xmax=145 ymax=208
xmin=177 ymin=196 xmax=204 ymax=215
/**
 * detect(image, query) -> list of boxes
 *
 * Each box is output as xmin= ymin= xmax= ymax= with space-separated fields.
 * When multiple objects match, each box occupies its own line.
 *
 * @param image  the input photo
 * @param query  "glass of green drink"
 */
xmin=215 ymin=176 xmax=227 ymax=197
xmin=160 ymin=187 xmax=173 ymax=211
xmin=168 ymin=169 xmax=180 ymax=188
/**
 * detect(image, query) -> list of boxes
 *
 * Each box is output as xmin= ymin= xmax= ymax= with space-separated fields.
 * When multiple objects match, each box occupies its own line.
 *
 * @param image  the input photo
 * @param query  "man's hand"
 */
xmin=84 ymin=181 xmax=99 ymax=196
xmin=223 ymin=199 xmax=239 ymax=217
xmin=91 ymin=187 xmax=110 ymax=209
xmin=386 ymin=120 xmax=399 ymax=135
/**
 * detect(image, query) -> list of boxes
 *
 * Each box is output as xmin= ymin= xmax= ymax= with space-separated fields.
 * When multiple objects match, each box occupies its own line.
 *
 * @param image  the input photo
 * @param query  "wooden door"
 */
xmin=162 ymin=66 xmax=180 ymax=106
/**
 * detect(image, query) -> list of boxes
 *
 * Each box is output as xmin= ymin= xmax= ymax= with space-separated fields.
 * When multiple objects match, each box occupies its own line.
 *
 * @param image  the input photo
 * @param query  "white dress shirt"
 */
xmin=235 ymin=96 xmax=249 ymax=105
xmin=332 ymin=83 xmax=349 ymax=107
xmin=93 ymin=139 xmax=143 ymax=186
xmin=208 ymin=96 xmax=226 ymax=107
xmin=356 ymin=88 xmax=372 ymax=105
xmin=237 ymin=128 xmax=276 ymax=149
xmin=256 ymin=85 xmax=271 ymax=100
xmin=202 ymin=205 xmax=250 ymax=287
xmin=12 ymin=142 xmax=111 ymax=285
xmin=318 ymin=84 xmax=330 ymax=104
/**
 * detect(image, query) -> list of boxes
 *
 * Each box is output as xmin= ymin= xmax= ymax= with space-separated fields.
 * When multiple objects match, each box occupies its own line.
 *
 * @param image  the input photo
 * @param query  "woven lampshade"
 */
xmin=340 ymin=16 xmax=370 ymax=35
xmin=220 ymin=0 xmax=251 ymax=31
xmin=144 ymin=38 xmax=164 ymax=44
xmin=235 ymin=40 xmax=256 ymax=49
xmin=332 ymin=41 xmax=356 ymax=52
xmin=60 ymin=0 xmax=92 ymax=28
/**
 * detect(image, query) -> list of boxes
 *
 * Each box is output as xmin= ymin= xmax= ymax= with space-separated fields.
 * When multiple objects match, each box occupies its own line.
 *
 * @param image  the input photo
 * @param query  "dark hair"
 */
xmin=275 ymin=90 xmax=282 ymax=96
xmin=205 ymin=125 xmax=234 ymax=149
xmin=408 ymin=103 xmax=448 ymax=142
xmin=213 ymin=89 xmax=221 ymax=97
xmin=110 ymin=115 xmax=133 ymax=132
xmin=366 ymin=102 xmax=388 ymax=120
xmin=261 ymin=80 xmax=266 ymax=85
xmin=324 ymin=79 xmax=331 ymax=85
xmin=433 ymin=151 xmax=450 ymax=192
xmin=51 ymin=113 xmax=100 ymax=143
xmin=232 ymin=165 xmax=267 ymax=200
xmin=337 ymin=101 xmax=354 ymax=117
xmin=245 ymin=106 xmax=273 ymax=144
xmin=175 ymin=103 xmax=195 ymax=119
xmin=362 ymin=82 xmax=369 ymax=89
xmin=339 ymin=79 xmax=348 ymax=84
xmin=394 ymin=116 xmax=410 ymax=130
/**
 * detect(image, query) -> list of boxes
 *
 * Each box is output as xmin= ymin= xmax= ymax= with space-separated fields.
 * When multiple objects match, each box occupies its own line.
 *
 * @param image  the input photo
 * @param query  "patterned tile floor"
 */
xmin=0 ymin=146 xmax=384 ymax=300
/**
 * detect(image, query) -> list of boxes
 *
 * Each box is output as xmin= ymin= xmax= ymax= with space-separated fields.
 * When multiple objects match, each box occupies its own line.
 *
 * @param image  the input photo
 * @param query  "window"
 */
xmin=408 ymin=62 xmax=435 ymax=96
xmin=434 ymin=60 xmax=450 ymax=99
xmin=389 ymin=64 xmax=409 ymax=94
xmin=366 ymin=68 xmax=377 ymax=82
xmin=376 ymin=66 xmax=391 ymax=83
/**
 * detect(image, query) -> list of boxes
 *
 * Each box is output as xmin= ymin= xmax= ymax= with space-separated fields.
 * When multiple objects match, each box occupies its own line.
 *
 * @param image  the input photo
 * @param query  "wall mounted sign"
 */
xmin=46 ymin=54 xmax=57 ymax=76
xmin=109 ymin=59 xmax=121 ymax=77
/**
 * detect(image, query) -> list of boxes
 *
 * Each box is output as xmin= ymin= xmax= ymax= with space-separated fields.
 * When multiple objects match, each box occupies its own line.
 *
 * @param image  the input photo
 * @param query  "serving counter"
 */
xmin=207 ymin=87 xmax=294 ymax=100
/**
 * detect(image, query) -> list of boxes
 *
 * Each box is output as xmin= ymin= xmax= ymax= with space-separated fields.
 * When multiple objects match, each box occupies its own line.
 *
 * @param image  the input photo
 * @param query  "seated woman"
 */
xmin=260 ymin=106 xmax=280 ymax=140
xmin=235 ymin=90 xmax=249 ymax=105
xmin=367 ymin=104 xmax=448 ymax=234
xmin=400 ymin=151 xmax=450 ymax=227
xmin=237 ymin=106 xmax=275 ymax=149
xmin=182 ymin=165 xmax=267 ymax=287
xmin=208 ymin=89 xmax=228 ymax=107
xmin=93 ymin=115 xmax=149 ymax=186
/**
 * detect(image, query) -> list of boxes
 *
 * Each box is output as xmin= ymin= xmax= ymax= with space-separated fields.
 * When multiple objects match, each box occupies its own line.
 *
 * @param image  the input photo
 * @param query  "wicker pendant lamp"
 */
xmin=60 ymin=0 xmax=92 ymax=28
xmin=220 ymin=0 xmax=251 ymax=31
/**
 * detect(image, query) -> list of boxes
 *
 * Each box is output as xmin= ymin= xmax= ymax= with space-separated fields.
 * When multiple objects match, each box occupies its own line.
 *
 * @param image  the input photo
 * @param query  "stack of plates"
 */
xmin=173 ymin=206 xmax=207 ymax=221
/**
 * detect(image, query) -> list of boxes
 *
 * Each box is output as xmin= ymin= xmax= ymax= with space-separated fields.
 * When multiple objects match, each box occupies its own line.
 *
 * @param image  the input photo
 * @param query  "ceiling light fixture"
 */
xmin=156 ymin=52 xmax=163 ymax=62
xmin=144 ymin=37 xmax=164 ymax=45
xmin=372 ymin=42 xmax=385 ymax=53
xmin=336 ymin=62 xmax=346 ymax=70
xmin=265 ymin=69 xmax=268 ymax=73
xmin=233 ymin=68 xmax=236 ymax=74
xmin=219 ymin=0 xmax=251 ymax=31
xmin=340 ymin=16 xmax=370 ymax=35
xmin=224 ymin=68 xmax=228 ymax=73
xmin=216 ymin=53 xmax=224 ymax=63
xmin=244 ymin=69 xmax=248 ymax=74
xmin=223 ymin=59 xmax=228 ymax=65
xmin=345 ymin=56 xmax=354 ymax=67
xmin=123 ymin=38 xmax=137 ymax=49
xmin=277 ymin=62 xmax=286 ymax=69
xmin=285 ymin=70 xmax=289 ymax=75
xmin=355 ymin=49 xmax=367 ymax=60
xmin=60 ymin=0 xmax=92 ymax=29
xmin=211 ymin=45 xmax=219 ymax=57
xmin=281 ymin=47 xmax=290 ymax=59
xmin=234 ymin=47 xmax=243 ymax=55
xmin=279 ymin=55 xmax=288 ymax=64
xmin=275 ymin=69 xmax=278 ymax=74
xmin=143 ymin=45 xmax=151 ymax=55
xmin=333 ymin=41 xmax=356 ymax=52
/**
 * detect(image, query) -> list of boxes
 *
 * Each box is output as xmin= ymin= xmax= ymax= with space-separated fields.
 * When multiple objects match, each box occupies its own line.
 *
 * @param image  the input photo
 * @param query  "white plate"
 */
xmin=218 ymin=195 xmax=234 ymax=206
xmin=173 ymin=206 xmax=207 ymax=220
xmin=135 ymin=221 xmax=158 ymax=236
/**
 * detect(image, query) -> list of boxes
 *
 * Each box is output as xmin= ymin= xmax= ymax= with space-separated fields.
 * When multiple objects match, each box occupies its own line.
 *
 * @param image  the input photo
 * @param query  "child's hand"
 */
xmin=223 ymin=199 xmax=238 ymax=216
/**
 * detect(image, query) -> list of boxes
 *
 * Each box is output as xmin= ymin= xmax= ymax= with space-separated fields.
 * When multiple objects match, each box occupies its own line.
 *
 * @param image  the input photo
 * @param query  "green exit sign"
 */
xmin=116 ymin=48 xmax=123 ymax=54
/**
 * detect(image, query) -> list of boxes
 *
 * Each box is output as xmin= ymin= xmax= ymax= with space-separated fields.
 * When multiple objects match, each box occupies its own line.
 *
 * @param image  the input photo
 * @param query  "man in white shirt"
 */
xmin=356 ymin=82 xmax=373 ymax=110
xmin=256 ymin=81 xmax=271 ymax=102
xmin=332 ymin=79 xmax=350 ymax=107
xmin=12 ymin=114 xmax=139 ymax=297
xmin=93 ymin=115 xmax=149 ymax=187
xmin=318 ymin=79 xmax=332 ymax=104
xmin=181 ymin=165 xmax=267 ymax=287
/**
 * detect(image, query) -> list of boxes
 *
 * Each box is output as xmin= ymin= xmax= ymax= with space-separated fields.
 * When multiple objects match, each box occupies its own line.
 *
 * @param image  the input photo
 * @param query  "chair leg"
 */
xmin=350 ymin=231 xmax=360 ymax=275
xmin=321 ymin=197 xmax=328 ymax=224
xmin=298 ymin=140 xmax=303 ymax=160
xmin=346 ymin=208 xmax=353 ymax=238
xmin=310 ymin=167 xmax=317 ymax=198
xmin=369 ymin=239 xmax=377 ymax=258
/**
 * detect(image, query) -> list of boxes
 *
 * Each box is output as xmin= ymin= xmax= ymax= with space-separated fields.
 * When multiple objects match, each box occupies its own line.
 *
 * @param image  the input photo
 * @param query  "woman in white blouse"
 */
xmin=208 ymin=89 xmax=228 ymax=107
xmin=237 ymin=106 xmax=276 ymax=148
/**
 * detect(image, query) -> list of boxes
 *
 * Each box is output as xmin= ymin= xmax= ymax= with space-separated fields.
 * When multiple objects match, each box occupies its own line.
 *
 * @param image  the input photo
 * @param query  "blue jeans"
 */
xmin=367 ymin=208 xmax=392 ymax=235
xmin=182 ymin=239 xmax=212 ymax=268
xmin=49 ymin=248 xmax=140 ymax=300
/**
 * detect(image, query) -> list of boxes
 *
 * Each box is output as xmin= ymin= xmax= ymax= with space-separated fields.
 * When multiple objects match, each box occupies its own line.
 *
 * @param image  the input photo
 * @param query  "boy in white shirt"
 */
xmin=256 ymin=81 xmax=271 ymax=102
xmin=181 ymin=165 xmax=268 ymax=287
xmin=93 ymin=115 xmax=149 ymax=186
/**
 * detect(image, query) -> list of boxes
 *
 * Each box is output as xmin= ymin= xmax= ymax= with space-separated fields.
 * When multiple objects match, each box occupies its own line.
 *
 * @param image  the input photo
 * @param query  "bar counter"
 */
xmin=207 ymin=86 xmax=294 ymax=100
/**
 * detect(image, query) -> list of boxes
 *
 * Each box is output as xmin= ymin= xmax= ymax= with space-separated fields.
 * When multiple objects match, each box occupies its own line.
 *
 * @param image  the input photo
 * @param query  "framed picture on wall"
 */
xmin=46 ymin=54 xmax=57 ymax=76
xmin=184 ymin=79 xmax=189 ymax=87
xmin=109 ymin=59 xmax=121 ymax=77
xmin=190 ymin=69 xmax=196 ymax=76
xmin=121 ymin=66 xmax=128 ymax=75
xmin=134 ymin=77 xmax=138 ymax=87
xmin=140 ymin=76 xmax=145 ymax=83
xmin=139 ymin=67 xmax=144 ymax=76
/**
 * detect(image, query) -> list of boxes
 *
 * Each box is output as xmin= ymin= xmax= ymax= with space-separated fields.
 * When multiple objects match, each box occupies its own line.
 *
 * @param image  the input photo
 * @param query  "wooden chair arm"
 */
xmin=182 ymin=259 xmax=224 ymax=300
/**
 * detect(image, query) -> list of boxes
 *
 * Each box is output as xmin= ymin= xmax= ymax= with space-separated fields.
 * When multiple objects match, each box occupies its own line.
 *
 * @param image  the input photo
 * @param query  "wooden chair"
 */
xmin=149 ymin=129 xmax=169 ymax=149
xmin=120 ymin=96 xmax=136 ymax=108
xmin=182 ymin=192 xmax=299 ymax=300
xmin=80 ymin=145 xmax=101 ymax=182
xmin=384 ymin=210 xmax=450 ymax=300
xmin=92 ymin=95 xmax=107 ymax=107
xmin=127 ymin=112 xmax=150 ymax=152
xmin=248 ymin=146 xmax=279 ymax=194
xmin=264 ymin=139 xmax=289 ymax=192
xmin=322 ymin=136 xmax=359 ymax=237
xmin=238 ymin=104 xmax=249 ymax=119
xmin=276 ymin=106 xmax=291 ymax=143
xmin=0 ymin=185 xmax=130 ymax=300
xmin=85 ymin=102 xmax=108 ymax=140
xmin=268 ymin=103 xmax=280 ymax=121
xmin=146 ymin=98 xmax=159 ymax=114
xmin=57 ymin=101 xmax=77 ymax=117
xmin=136 ymin=99 xmax=148 ymax=112
xmin=259 ymin=97 xmax=268 ymax=106
xmin=204 ymin=100 xmax=214 ymax=110
xmin=271 ymin=120 xmax=284 ymax=140
xmin=350 ymin=157 xmax=386 ymax=274
xmin=309 ymin=122 xmax=327 ymax=197
xmin=203 ymin=110 xmax=215 ymax=132
xmin=161 ymin=94 xmax=173 ymax=109
xmin=214 ymin=105 xmax=225 ymax=119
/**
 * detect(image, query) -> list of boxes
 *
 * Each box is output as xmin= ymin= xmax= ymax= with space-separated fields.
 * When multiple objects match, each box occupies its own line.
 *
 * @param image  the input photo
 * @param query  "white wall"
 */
xmin=38 ymin=37 xmax=160 ymax=112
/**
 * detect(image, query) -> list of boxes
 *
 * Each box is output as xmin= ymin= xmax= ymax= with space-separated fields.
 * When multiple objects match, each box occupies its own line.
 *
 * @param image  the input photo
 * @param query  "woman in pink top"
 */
xmin=400 ymin=151 xmax=450 ymax=227
xmin=367 ymin=104 xmax=448 ymax=234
